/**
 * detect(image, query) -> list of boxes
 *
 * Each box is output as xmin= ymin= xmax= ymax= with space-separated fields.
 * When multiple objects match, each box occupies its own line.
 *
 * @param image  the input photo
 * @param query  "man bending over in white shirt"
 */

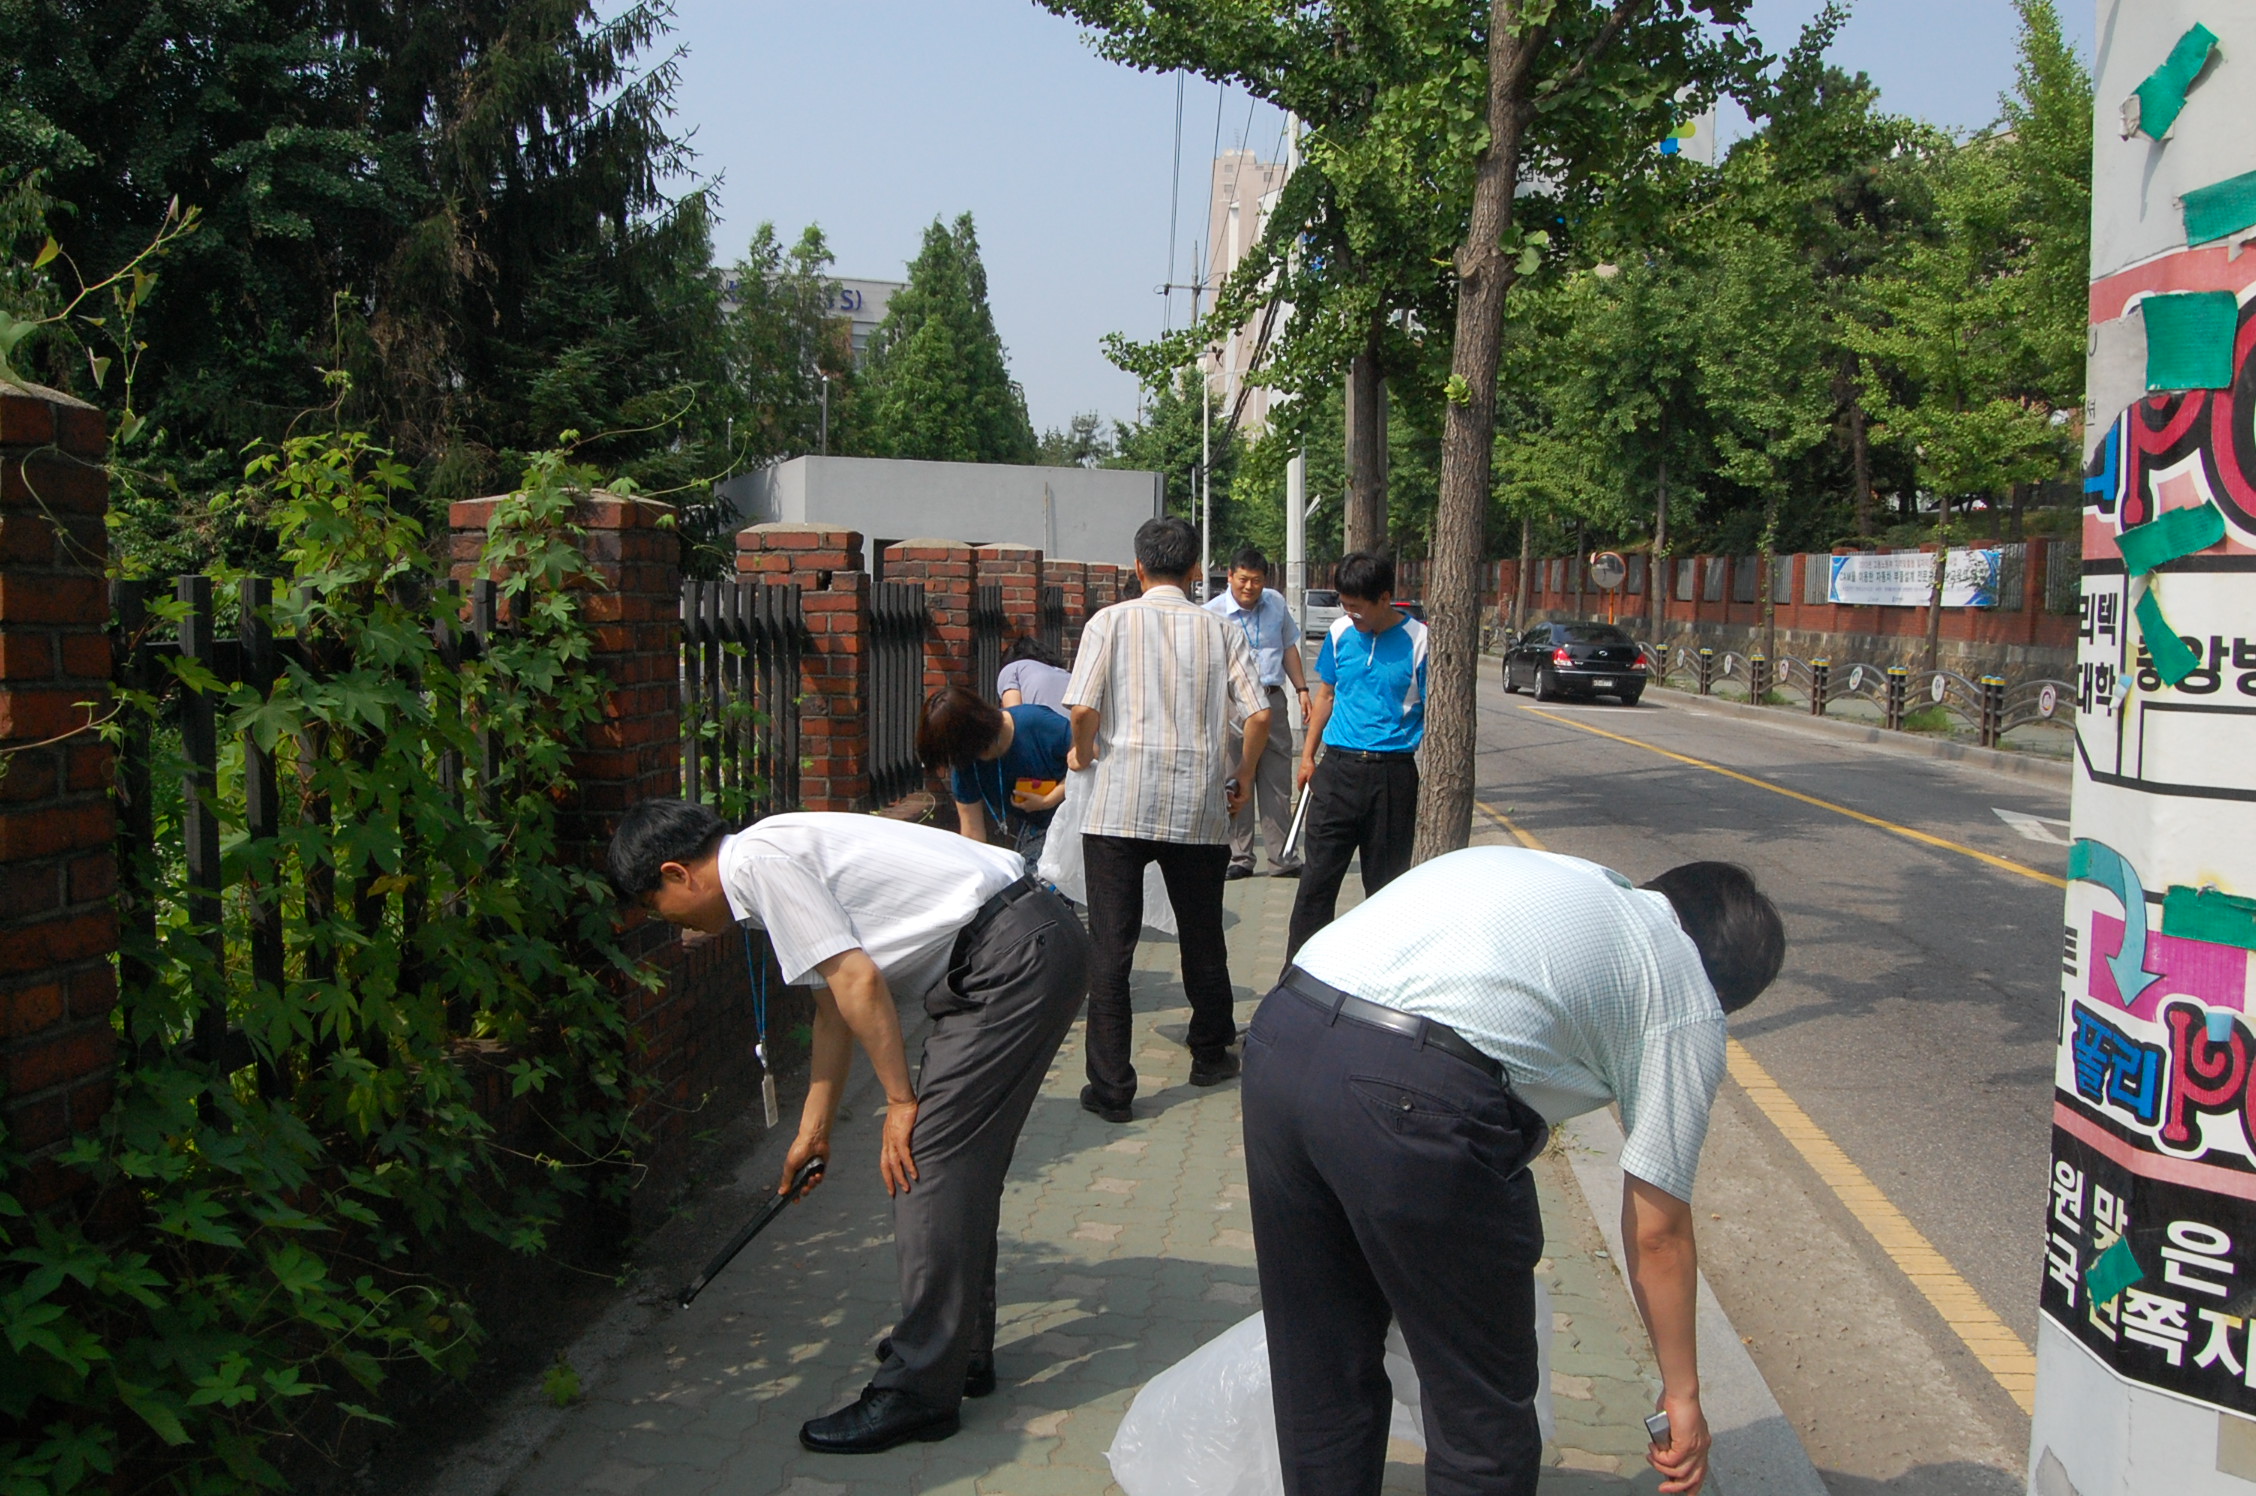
xmin=1244 ymin=849 xmax=1785 ymax=1496
xmin=608 ymin=800 xmax=1090 ymax=1456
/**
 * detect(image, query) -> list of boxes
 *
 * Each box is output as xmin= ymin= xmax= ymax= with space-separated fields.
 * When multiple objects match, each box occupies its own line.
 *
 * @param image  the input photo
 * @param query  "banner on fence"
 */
xmin=1827 ymin=549 xmax=2001 ymax=608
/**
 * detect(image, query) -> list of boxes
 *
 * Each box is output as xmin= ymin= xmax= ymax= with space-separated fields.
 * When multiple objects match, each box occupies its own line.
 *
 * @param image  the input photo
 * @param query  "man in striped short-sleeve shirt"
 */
xmin=608 ymin=801 xmax=1091 ymax=1455
xmin=1064 ymin=515 xmax=1272 ymax=1119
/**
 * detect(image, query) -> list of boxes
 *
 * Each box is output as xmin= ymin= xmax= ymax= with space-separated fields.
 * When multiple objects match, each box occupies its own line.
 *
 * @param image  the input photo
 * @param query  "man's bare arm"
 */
xmin=954 ymin=799 xmax=988 ymax=842
xmin=1622 ymin=1174 xmax=1710 ymax=1496
xmin=1296 ymin=684 xmax=1334 ymax=788
xmin=1068 ymin=704 xmax=1101 ymax=772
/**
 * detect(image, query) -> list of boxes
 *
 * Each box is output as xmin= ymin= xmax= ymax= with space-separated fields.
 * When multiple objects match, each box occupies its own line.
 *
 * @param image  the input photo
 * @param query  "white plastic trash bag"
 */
xmin=1108 ymin=1292 xmax=1553 ymax=1496
xmin=1036 ymin=770 xmax=1178 ymax=935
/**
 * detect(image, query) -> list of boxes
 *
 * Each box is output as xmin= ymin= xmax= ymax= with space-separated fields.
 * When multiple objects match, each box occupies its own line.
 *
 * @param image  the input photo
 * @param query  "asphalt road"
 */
xmin=1470 ymin=669 xmax=2066 ymax=1496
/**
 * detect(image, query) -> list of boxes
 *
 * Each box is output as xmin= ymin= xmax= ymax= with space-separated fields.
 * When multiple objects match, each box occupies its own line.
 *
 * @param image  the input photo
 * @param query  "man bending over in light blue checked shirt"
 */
xmin=1242 ymin=848 xmax=1786 ymax=1496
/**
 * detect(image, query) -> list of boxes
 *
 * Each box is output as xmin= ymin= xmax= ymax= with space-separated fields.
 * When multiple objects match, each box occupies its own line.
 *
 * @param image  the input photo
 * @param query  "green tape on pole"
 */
xmin=2144 ymin=290 xmax=2239 ymax=390
xmin=2185 ymin=169 xmax=2256 ymax=246
xmin=2118 ymin=499 xmax=2227 ymax=574
xmin=2163 ymin=885 xmax=2256 ymax=952
xmin=2134 ymin=584 xmax=2201 ymax=686
xmin=2085 ymin=1234 xmax=2145 ymax=1308
xmin=2131 ymin=22 xmax=2219 ymax=140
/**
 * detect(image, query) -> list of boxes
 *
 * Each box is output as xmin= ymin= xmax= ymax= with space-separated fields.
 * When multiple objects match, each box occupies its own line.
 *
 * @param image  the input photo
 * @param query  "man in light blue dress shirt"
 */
xmin=1244 ymin=848 xmax=1785 ymax=1496
xmin=1203 ymin=546 xmax=1310 ymax=878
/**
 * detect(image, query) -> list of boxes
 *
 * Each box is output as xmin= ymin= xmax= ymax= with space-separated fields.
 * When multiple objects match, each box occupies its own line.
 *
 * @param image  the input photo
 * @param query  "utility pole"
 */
xmin=2026 ymin=7 xmax=2256 ymax=1491
xmin=1285 ymin=114 xmax=1307 ymax=633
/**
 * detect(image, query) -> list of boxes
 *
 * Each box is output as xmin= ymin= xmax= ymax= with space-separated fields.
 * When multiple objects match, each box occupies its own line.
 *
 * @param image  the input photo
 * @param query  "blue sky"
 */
xmin=663 ymin=1 xmax=2095 ymax=436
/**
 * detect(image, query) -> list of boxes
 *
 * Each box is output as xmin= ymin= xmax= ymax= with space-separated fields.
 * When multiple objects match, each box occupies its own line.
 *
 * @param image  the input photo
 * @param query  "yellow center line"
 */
xmin=1475 ymin=797 xmax=2037 ymax=1412
xmin=1727 ymin=1040 xmax=2036 ymax=1412
xmin=1512 ymin=705 xmax=2067 ymax=890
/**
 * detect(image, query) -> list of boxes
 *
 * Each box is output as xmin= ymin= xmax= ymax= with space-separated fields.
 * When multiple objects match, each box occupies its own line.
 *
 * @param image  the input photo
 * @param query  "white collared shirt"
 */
xmin=1063 ymin=584 xmax=1270 ymax=844
xmin=1294 ymin=847 xmax=1727 ymax=1202
xmin=1203 ymin=586 xmax=1299 ymax=687
xmin=718 ymin=812 xmax=1023 ymax=1000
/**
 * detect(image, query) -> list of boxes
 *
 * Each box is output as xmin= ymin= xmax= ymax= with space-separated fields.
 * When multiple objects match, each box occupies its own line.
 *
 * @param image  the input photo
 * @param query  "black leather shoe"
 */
xmin=872 ymin=1340 xmax=997 ymax=1398
xmin=1080 ymin=1084 xmax=1133 ymax=1123
xmin=1189 ymin=1051 xmax=1241 ymax=1087
xmin=799 ymin=1385 xmax=959 ymax=1453
xmin=1224 ymin=863 xmax=1254 ymax=881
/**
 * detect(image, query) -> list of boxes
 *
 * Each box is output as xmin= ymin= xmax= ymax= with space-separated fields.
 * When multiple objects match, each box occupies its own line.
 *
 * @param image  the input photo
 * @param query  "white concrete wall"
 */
xmin=718 ymin=455 xmax=1161 ymax=566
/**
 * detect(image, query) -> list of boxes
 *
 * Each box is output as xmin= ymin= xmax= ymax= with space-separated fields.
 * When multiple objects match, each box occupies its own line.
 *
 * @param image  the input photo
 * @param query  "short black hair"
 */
xmin=1135 ymin=516 xmax=1198 ymax=581
xmin=1006 ymin=635 xmax=1064 ymax=669
xmin=1642 ymin=862 xmax=1786 ymax=1013
xmin=1229 ymin=545 xmax=1269 ymax=576
xmin=1335 ymin=551 xmax=1395 ymax=602
xmin=606 ymin=798 xmax=725 ymax=901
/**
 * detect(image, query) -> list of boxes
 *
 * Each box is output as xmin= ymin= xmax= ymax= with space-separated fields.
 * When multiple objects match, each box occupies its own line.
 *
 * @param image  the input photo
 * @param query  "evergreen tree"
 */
xmin=855 ymin=213 xmax=1036 ymax=465
xmin=2 ymin=0 xmax=743 ymax=561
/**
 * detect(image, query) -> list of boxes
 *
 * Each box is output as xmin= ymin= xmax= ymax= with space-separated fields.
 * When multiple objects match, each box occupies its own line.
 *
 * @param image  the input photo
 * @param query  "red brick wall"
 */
xmin=1086 ymin=564 xmax=1120 ymax=616
xmin=0 ymin=380 xmax=117 ymax=1210
xmin=977 ymin=543 xmax=1043 ymax=650
xmin=738 ymin=524 xmax=870 ymax=812
xmin=1043 ymin=560 xmax=1088 ymax=662
xmin=883 ymin=540 xmax=976 ymax=700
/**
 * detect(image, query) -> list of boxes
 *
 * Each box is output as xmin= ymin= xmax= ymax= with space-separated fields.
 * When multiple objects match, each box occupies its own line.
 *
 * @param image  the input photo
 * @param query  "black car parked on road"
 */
xmin=1500 ymin=621 xmax=1650 ymax=704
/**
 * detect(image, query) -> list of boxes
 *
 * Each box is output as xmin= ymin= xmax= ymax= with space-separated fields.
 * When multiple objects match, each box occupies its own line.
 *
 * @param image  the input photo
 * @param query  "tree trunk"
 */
xmin=2008 ymin=479 xmax=2026 ymax=540
xmin=1760 ymin=491 xmax=1780 ymax=666
xmin=1513 ymin=513 xmax=1534 ymax=629
xmin=1413 ymin=2 xmax=1538 ymax=864
xmin=1923 ymin=532 xmax=1947 ymax=674
xmin=1850 ymin=394 xmax=1873 ymax=539
xmin=1652 ymin=426 xmax=1670 ymax=638
xmin=1344 ymin=328 xmax=1388 ymax=553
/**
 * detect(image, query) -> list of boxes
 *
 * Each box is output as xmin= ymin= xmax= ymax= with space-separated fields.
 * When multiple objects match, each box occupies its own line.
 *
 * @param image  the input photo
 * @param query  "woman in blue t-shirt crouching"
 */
xmin=918 ymin=685 xmax=1074 ymax=871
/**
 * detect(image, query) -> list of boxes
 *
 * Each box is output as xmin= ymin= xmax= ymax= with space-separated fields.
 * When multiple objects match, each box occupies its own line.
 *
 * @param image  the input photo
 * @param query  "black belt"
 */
xmin=952 ymin=875 xmax=1041 ymax=961
xmin=1328 ymin=748 xmax=1417 ymax=763
xmin=1281 ymin=966 xmax=1503 ymax=1083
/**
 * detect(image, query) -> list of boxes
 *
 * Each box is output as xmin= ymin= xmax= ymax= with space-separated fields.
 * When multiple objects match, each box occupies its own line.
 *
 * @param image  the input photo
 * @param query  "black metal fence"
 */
xmin=867 ymin=580 xmax=929 ymax=804
xmin=110 ymin=573 xmax=502 ymax=1074
xmin=972 ymin=584 xmax=1005 ymax=705
xmin=1039 ymin=585 xmax=1066 ymax=659
xmin=679 ymin=579 xmax=804 ymax=823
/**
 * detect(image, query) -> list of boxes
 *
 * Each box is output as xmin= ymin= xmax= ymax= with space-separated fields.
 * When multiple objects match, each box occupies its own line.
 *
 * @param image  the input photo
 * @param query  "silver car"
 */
xmin=1300 ymin=588 xmax=1344 ymax=639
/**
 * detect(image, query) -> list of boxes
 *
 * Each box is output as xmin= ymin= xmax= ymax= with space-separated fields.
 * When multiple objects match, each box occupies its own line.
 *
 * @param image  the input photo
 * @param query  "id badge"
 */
xmin=761 ymin=1072 xmax=780 ymax=1130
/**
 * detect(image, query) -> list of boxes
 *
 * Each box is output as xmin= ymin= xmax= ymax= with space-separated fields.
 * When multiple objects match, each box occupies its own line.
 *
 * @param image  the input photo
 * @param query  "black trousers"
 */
xmin=869 ymin=885 xmax=1089 ymax=1410
xmin=1242 ymin=983 xmax=1550 ymax=1496
xmin=1082 ymin=834 xmax=1234 ymax=1108
xmin=1286 ymin=751 xmax=1420 ymax=960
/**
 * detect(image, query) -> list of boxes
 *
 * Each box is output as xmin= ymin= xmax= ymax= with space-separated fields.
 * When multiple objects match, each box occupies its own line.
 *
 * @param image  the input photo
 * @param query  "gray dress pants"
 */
xmin=871 ymin=886 xmax=1089 ymax=1410
xmin=1229 ymin=684 xmax=1302 ymax=872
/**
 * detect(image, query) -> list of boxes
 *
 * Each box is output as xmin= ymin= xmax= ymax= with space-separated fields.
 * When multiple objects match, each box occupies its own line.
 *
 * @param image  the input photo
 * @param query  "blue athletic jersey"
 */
xmin=1316 ymin=612 xmax=1429 ymax=754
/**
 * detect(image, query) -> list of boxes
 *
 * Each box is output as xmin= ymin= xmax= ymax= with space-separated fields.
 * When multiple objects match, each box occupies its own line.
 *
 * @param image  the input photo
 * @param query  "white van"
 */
xmin=1300 ymin=588 xmax=1344 ymax=640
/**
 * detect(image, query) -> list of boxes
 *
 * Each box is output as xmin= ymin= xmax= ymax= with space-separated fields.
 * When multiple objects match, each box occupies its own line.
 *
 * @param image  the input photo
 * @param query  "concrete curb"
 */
xmin=1560 ymin=1110 xmax=1829 ymax=1496
xmin=1645 ymin=683 xmax=2072 ymax=787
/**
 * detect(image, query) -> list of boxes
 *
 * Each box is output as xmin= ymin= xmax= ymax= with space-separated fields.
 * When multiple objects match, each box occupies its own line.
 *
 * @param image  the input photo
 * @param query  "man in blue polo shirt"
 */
xmin=1287 ymin=550 xmax=1428 ymax=960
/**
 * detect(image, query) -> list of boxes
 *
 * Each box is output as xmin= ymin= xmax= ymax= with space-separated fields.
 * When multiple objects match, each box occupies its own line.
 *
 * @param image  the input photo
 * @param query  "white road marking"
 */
xmin=1992 ymin=807 xmax=2072 ymax=845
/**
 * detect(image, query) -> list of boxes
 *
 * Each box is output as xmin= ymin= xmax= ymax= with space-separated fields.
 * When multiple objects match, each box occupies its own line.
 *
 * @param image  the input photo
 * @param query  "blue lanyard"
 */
xmin=741 ymin=927 xmax=769 ymax=1070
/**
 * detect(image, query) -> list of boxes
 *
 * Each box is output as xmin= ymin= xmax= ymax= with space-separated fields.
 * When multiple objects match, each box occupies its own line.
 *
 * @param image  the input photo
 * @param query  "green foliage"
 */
xmin=0 ymin=433 xmax=649 ymax=1492
xmin=1 ymin=0 xmax=743 ymax=557
xmin=855 ymin=214 xmax=1036 ymax=465
xmin=1037 ymin=412 xmax=1115 ymax=469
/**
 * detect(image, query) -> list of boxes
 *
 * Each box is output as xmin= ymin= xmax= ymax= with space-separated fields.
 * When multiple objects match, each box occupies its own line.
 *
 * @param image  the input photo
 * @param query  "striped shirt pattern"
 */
xmin=1293 ymin=847 xmax=1727 ymax=1202
xmin=1064 ymin=584 xmax=1270 ymax=844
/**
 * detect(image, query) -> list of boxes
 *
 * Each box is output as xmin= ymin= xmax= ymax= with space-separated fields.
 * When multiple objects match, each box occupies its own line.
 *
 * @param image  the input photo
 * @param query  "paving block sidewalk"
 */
xmin=471 ymin=872 xmax=1673 ymax=1496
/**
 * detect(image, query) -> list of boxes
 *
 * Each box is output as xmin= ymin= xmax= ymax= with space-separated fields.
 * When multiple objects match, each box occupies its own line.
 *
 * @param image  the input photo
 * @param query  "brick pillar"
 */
xmin=1086 ymin=564 xmax=1119 ymax=616
xmin=977 ymin=543 xmax=1043 ymax=649
xmin=883 ymin=539 xmax=976 ymax=699
xmin=448 ymin=491 xmax=680 ymax=944
xmin=1044 ymin=560 xmax=1088 ymax=661
xmin=737 ymin=524 xmax=868 ymax=812
xmin=1 ymin=380 xmax=117 ymax=1210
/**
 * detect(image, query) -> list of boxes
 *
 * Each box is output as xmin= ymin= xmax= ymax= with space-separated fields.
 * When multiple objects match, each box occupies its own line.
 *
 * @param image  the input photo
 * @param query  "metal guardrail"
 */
xmin=1641 ymin=635 xmax=2071 ymax=749
xmin=681 ymin=579 xmax=803 ymax=823
xmin=972 ymin=583 xmax=1005 ymax=705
